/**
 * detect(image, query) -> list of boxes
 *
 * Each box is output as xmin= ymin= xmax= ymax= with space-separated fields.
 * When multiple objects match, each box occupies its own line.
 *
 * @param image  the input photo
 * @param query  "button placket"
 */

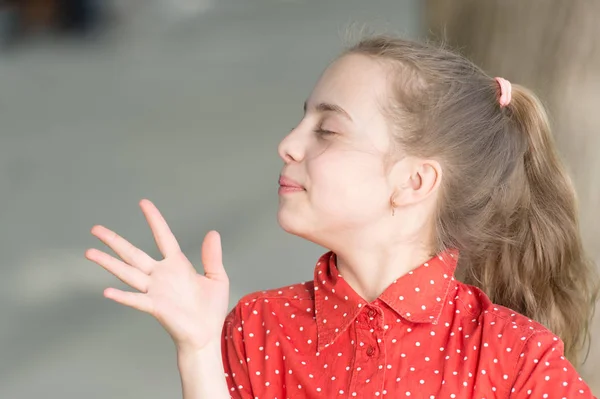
xmin=368 ymin=305 xmax=385 ymax=333
xmin=350 ymin=307 xmax=387 ymax=397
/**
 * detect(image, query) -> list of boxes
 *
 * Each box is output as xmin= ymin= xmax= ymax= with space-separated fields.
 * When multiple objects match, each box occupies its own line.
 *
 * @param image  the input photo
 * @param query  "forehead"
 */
xmin=308 ymin=54 xmax=391 ymax=122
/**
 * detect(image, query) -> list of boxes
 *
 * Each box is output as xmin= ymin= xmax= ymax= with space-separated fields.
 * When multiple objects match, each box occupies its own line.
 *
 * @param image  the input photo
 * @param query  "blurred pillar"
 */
xmin=424 ymin=0 xmax=600 ymax=386
xmin=0 ymin=1 xmax=19 ymax=46
xmin=58 ymin=0 xmax=103 ymax=33
xmin=21 ymin=0 xmax=58 ymax=31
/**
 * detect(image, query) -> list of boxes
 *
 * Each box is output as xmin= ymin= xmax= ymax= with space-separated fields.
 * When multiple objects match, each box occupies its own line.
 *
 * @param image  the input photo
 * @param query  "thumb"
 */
xmin=201 ymin=230 xmax=227 ymax=280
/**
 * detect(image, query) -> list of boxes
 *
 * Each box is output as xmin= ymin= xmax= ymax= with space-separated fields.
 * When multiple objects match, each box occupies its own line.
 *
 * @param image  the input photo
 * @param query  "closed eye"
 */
xmin=314 ymin=128 xmax=336 ymax=136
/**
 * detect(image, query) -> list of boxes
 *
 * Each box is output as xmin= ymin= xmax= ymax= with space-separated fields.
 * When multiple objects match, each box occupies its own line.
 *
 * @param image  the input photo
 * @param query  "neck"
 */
xmin=333 ymin=237 xmax=434 ymax=302
xmin=311 ymin=204 xmax=438 ymax=302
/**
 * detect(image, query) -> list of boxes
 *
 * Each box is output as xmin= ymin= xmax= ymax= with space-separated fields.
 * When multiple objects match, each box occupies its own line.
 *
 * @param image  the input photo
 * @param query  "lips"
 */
xmin=278 ymin=175 xmax=305 ymax=195
xmin=278 ymin=175 xmax=304 ymax=189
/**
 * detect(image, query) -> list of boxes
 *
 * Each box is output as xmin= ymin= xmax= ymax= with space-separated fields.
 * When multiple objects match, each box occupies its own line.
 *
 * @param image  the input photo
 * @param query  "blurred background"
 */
xmin=0 ymin=0 xmax=597 ymax=397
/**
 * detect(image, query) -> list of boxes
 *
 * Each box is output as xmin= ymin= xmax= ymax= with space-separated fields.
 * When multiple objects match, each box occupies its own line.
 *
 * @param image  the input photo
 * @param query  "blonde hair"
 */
xmin=345 ymin=36 xmax=599 ymax=366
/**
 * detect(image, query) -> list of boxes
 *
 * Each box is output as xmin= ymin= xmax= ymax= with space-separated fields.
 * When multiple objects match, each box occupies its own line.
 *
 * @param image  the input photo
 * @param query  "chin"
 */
xmin=277 ymin=206 xmax=317 ymax=239
xmin=277 ymin=206 xmax=301 ymax=235
xmin=277 ymin=207 xmax=335 ymax=250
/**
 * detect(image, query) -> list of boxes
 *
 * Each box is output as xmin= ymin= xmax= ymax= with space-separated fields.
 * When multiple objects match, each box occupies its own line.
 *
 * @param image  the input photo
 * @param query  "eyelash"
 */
xmin=314 ymin=128 xmax=336 ymax=136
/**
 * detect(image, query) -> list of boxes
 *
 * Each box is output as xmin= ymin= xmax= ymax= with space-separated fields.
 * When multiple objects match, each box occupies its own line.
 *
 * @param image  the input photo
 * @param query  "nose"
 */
xmin=278 ymin=129 xmax=304 ymax=164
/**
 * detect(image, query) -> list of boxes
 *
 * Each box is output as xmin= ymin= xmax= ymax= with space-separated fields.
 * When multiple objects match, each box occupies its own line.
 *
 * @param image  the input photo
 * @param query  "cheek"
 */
xmin=308 ymin=152 xmax=389 ymax=214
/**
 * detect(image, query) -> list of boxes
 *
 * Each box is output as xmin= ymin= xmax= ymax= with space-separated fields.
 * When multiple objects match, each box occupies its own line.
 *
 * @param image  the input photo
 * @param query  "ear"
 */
xmin=390 ymin=158 xmax=442 ymax=207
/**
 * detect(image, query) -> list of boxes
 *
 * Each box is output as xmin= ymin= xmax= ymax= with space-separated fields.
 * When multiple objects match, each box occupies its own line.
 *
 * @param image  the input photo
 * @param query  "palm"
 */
xmin=148 ymin=253 xmax=229 ymax=349
xmin=86 ymin=199 xmax=229 ymax=352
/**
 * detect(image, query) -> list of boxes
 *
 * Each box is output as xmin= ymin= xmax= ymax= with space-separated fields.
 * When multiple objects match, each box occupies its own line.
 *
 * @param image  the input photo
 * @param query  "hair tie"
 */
xmin=494 ymin=77 xmax=512 ymax=108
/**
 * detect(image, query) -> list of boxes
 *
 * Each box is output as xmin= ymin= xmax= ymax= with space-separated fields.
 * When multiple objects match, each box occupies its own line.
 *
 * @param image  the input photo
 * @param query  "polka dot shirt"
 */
xmin=221 ymin=251 xmax=596 ymax=398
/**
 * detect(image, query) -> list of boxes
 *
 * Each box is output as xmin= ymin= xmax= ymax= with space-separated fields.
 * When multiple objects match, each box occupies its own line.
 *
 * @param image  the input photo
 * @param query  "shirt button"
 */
xmin=366 ymin=346 xmax=376 ymax=356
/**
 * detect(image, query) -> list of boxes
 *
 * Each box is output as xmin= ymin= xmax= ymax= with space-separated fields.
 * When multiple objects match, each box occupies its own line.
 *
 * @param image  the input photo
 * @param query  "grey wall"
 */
xmin=0 ymin=1 xmax=421 ymax=397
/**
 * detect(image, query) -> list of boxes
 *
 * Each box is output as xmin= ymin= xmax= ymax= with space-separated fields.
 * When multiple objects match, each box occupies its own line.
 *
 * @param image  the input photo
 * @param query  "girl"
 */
xmin=86 ymin=36 xmax=599 ymax=398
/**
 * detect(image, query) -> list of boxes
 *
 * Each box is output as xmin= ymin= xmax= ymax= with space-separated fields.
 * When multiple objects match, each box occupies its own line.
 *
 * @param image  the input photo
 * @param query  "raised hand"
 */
xmin=85 ymin=199 xmax=230 ymax=353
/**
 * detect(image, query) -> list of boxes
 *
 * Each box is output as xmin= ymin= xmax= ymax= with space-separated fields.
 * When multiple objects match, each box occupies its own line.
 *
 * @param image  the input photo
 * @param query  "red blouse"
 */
xmin=221 ymin=251 xmax=596 ymax=398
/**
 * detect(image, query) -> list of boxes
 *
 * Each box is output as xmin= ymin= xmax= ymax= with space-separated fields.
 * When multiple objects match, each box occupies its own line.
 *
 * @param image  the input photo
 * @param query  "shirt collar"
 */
xmin=314 ymin=250 xmax=459 ymax=351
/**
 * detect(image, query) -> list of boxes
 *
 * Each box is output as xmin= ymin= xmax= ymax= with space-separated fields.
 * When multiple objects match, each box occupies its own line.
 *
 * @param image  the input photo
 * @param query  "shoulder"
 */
xmin=454 ymin=281 xmax=558 ymax=360
xmin=455 ymin=280 xmax=549 ymax=335
xmin=454 ymin=282 xmax=582 ymax=391
xmin=225 ymin=280 xmax=315 ymax=326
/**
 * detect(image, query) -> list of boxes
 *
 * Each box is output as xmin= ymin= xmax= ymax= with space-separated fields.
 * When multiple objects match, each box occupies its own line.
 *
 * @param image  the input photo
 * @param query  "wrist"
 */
xmin=176 ymin=341 xmax=229 ymax=399
xmin=176 ymin=341 xmax=222 ymax=362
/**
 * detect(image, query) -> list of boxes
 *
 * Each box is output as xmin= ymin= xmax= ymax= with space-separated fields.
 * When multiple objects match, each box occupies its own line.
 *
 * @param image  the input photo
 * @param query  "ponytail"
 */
xmin=464 ymin=85 xmax=599 ymax=367
xmin=347 ymin=35 xmax=600 ymax=367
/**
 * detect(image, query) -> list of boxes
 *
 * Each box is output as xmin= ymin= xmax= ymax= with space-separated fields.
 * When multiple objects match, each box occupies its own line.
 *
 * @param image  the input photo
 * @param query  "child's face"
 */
xmin=277 ymin=54 xmax=399 ymax=249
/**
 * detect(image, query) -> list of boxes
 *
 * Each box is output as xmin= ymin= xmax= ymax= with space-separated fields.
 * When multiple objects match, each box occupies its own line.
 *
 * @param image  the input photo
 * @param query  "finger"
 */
xmin=139 ymin=199 xmax=181 ymax=258
xmin=103 ymin=288 xmax=153 ymax=313
xmin=86 ymin=248 xmax=149 ymax=292
xmin=201 ymin=230 xmax=227 ymax=281
xmin=91 ymin=225 xmax=155 ymax=274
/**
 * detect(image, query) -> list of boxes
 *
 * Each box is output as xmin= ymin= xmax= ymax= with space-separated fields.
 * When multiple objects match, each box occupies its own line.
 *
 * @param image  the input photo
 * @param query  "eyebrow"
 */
xmin=304 ymin=101 xmax=353 ymax=122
